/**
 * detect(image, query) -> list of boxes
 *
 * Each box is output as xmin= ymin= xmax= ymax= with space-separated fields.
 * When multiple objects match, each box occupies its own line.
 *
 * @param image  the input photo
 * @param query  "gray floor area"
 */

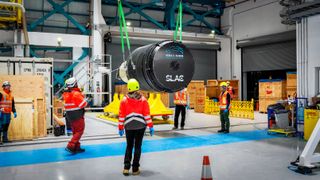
xmin=0 ymin=112 xmax=319 ymax=180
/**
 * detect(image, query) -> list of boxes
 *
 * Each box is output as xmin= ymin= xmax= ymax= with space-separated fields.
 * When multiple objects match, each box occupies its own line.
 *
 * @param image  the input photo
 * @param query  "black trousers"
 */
xmin=174 ymin=105 xmax=186 ymax=128
xmin=124 ymin=128 xmax=146 ymax=169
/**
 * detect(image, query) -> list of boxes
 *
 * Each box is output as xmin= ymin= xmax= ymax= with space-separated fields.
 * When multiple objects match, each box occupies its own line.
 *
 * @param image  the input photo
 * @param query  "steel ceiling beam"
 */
xmin=182 ymin=3 xmax=221 ymax=34
xmin=28 ymin=0 xmax=89 ymax=35
xmin=164 ymin=0 xmax=179 ymax=30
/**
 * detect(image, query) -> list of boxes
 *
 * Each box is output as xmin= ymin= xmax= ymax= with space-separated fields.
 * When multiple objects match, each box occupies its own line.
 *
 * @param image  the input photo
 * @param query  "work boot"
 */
xmin=123 ymin=169 xmax=130 ymax=176
xmin=0 ymin=140 xmax=3 ymax=145
xmin=180 ymin=127 xmax=184 ymax=130
xmin=132 ymin=167 xmax=140 ymax=176
xmin=76 ymin=147 xmax=85 ymax=153
xmin=172 ymin=127 xmax=178 ymax=130
xmin=65 ymin=146 xmax=77 ymax=154
xmin=224 ymin=130 xmax=230 ymax=134
xmin=217 ymin=129 xmax=225 ymax=133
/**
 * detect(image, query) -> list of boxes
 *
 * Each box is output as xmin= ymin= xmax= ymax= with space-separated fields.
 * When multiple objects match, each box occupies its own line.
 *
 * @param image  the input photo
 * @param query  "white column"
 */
xmin=91 ymin=0 xmax=107 ymax=106
xmin=297 ymin=14 xmax=320 ymax=102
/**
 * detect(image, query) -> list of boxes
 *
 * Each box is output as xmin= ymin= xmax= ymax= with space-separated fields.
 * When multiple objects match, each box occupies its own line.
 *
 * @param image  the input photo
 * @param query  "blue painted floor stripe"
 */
xmin=0 ymin=130 xmax=276 ymax=167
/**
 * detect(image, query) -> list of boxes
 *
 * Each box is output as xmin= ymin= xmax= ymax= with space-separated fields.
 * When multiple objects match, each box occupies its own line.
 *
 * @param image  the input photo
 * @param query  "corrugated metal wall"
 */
xmin=242 ymin=41 xmax=296 ymax=72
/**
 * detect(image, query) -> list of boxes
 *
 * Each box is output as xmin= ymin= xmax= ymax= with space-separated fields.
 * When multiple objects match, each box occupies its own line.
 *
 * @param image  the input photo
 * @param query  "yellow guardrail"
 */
xmin=204 ymin=98 xmax=254 ymax=120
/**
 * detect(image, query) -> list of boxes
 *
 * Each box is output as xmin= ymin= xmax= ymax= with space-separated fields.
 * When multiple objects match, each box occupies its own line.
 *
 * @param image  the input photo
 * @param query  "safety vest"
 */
xmin=118 ymin=95 xmax=153 ymax=131
xmin=219 ymin=91 xmax=231 ymax=110
xmin=228 ymin=86 xmax=234 ymax=99
xmin=174 ymin=90 xmax=187 ymax=105
xmin=63 ymin=88 xmax=87 ymax=121
xmin=0 ymin=91 xmax=13 ymax=113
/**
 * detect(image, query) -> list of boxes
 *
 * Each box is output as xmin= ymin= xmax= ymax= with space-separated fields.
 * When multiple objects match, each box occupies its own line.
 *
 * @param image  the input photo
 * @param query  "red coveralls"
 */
xmin=63 ymin=88 xmax=87 ymax=150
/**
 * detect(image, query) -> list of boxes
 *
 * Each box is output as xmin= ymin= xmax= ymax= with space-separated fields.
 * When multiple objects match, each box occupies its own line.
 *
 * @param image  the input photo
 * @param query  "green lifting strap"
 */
xmin=118 ymin=0 xmax=132 ymax=62
xmin=174 ymin=0 xmax=183 ymax=42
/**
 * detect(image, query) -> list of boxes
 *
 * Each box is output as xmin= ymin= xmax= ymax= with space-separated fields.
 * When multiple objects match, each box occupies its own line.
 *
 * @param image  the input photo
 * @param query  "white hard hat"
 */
xmin=2 ymin=81 xmax=10 ymax=87
xmin=65 ymin=77 xmax=77 ymax=88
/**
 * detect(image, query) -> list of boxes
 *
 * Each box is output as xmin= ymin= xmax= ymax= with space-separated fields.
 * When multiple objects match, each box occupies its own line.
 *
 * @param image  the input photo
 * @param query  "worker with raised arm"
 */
xmin=63 ymin=77 xmax=87 ymax=154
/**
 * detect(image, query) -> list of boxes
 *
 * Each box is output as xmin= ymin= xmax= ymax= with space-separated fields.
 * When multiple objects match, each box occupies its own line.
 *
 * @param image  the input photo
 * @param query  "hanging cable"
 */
xmin=174 ymin=0 xmax=183 ymax=42
xmin=117 ymin=0 xmax=135 ymax=70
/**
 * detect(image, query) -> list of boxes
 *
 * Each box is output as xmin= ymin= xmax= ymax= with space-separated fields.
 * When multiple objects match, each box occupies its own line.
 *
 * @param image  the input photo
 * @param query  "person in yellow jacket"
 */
xmin=218 ymin=82 xmax=231 ymax=133
xmin=173 ymin=88 xmax=189 ymax=130
xmin=0 ymin=81 xmax=17 ymax=144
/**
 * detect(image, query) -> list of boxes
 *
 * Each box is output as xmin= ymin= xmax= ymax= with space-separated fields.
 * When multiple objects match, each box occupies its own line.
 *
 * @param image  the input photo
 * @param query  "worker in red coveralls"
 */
xmin=118 ymin=79 xmax=154 ymax=176
xmin=63 ymin=77 xmax=87 ymax=154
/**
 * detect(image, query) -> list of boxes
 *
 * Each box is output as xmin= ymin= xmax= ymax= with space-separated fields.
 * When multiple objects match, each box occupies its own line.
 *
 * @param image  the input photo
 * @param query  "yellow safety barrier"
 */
xmin=304 ymin=109 xmax=320 ymax=140
xmin=204 ymin=98 xmax=254 ymax=120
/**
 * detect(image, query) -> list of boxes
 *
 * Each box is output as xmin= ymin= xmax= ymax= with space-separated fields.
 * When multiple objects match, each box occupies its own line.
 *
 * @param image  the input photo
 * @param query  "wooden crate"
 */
xmin=54 ymin=98 xmax=64 ymax=118
xmin=206 ymin=85 xmax=219 ymax=98
xmin=187 ymin=80 xmax=205 ymax=108
xmin=115 ymin=84 xmax=128 ymax=95
xmin=207 ymin=79 xmax=218 ymax=86
xmin=287 ymin=72 xmax=297 ymax=87
xmin=287 ymin=87 xmax=297 ymax=98
xmin=8 ymin=99 xmax=34 ymax=141
xmin=259 ymin=80 xmax=287 ymax=99
xmin=189 ymin=91 xmax=196 ymax=108
xmin=259 ymin=97 xmax=281 ymax=113
xmin=0 ymin=75 xmax=45 ymax=99
xmin=160 ymin=92 xmax=169 ymax=107
xmin=194 ymin=96 xmax=206 ymax=113
xmin=0 ymin=75 xmax=47 ymax=139
xmin=34 ymin=98 xmax=47 ymax=137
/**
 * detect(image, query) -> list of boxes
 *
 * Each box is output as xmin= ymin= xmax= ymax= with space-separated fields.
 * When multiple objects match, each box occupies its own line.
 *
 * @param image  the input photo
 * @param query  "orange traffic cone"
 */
xmin=201 ymin=156 xmax=213 ymax=180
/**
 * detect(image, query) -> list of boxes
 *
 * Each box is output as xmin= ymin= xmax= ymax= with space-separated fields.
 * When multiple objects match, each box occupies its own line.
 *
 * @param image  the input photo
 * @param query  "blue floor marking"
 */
xmin=0 ymin=130 xmax=276 ymax=167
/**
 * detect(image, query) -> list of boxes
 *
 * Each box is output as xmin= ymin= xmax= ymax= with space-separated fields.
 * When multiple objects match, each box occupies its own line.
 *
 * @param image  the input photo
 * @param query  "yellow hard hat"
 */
xmin=220 ymin=82 xmax=227 ymax=87
xmin=127 ymin=79 xmax=140 ymax=92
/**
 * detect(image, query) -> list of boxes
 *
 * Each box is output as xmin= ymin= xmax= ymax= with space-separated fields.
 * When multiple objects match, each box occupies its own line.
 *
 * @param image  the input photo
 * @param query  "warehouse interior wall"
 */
xmin=216 ymin=36 xmax=231 ymax=80
xmin=219 ymin=0 xmax=296 ymax=99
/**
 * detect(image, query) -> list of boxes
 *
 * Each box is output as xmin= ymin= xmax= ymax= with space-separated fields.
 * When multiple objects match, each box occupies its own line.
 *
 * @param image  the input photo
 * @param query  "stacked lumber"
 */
xmin=0 ymin=75 xmax=47 ymax=140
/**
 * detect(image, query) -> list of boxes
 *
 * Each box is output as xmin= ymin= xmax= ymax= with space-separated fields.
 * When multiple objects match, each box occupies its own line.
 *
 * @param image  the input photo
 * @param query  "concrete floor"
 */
xmin=0 ymin=111 xmax=319 ymax=180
